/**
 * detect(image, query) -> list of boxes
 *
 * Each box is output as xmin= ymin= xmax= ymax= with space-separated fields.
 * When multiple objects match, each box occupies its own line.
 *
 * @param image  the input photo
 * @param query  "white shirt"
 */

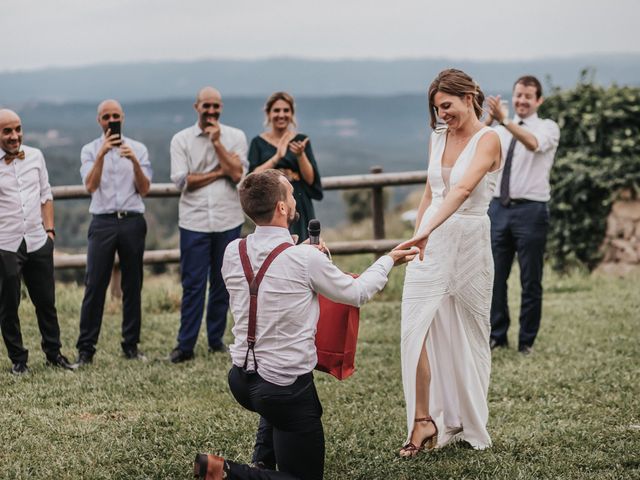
xmin=0 ymin=145 xmax=52 ymax=252
xmin=222 ymin=226 xmax=394 ymax=386
xmin=80 ymin=135 xmax=152 ymax=214
xmin=492 ymin=113 xmax=560 ymax=202
xmin=170 ymin=123 xmax=249 ymax=232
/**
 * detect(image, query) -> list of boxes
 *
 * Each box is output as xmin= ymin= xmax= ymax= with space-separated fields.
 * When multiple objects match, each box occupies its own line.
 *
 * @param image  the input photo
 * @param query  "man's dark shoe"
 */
xmin=46 ymin=353 xmax=77 ymax=370
xmin=208 ymin=343 xmax=228 ymax=354
xmin=518 ymin=345 xmax=534 ymax=356
xmin=123 ymin=348 xmax=148 ymax=362
xmin=194 ymin=453 xmax=226 ymax=480
xmin=73 ymin=351 xmax=94 ymax=368
xmin=10 ymin=362 xmax=29 ymax=375
xmin=168 ymin=348 xmax=194 ymax=364
xmin=490 ymin=338 xmax=508 ymax=350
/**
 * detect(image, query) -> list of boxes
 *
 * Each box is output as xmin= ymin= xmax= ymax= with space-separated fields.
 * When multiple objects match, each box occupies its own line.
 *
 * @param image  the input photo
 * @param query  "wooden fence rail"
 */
xmin=52 ymin=168 xmax=428 ymax=269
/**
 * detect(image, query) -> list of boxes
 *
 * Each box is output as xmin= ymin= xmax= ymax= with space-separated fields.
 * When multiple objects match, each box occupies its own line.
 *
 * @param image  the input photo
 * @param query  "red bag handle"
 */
xmin=238 ymin=238 xmax=293 ymax=371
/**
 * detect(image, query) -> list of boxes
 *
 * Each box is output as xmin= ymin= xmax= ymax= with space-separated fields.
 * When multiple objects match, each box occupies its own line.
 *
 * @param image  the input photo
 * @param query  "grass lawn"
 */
xmin=0 ymin=261 xmax=638 ymax=479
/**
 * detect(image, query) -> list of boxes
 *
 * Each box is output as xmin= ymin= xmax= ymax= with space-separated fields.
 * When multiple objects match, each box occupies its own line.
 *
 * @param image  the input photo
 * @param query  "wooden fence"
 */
xmin=52 ymin=167 xmax=428 ymax=269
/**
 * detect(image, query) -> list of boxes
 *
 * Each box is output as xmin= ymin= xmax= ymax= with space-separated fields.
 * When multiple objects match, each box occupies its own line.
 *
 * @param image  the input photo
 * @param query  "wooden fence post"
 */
xmin=370 ymin=166 xmax=385 ymax=256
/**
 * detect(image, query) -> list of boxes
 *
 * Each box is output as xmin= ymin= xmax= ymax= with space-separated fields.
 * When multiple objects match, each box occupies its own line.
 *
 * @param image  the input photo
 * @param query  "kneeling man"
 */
xmin=194 ymin=170 xmax=416 ymax=480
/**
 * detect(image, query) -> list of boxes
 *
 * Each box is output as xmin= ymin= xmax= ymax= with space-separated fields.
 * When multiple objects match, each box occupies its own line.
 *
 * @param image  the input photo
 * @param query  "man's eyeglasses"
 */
xmin=201 ymin=103 xmax=221 ymax=110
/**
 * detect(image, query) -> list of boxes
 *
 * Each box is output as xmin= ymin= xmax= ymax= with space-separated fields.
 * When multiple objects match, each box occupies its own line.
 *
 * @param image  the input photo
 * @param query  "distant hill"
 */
xmin=16 ymin=94 xmax=434 ymax=249
xmin=2 ymin=54 xmax=640 ymax=104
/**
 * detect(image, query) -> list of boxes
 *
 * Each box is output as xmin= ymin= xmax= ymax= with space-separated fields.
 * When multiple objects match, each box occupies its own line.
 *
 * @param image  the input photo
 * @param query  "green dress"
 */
xmin=248 ymin=134 xmax=323 ymax=242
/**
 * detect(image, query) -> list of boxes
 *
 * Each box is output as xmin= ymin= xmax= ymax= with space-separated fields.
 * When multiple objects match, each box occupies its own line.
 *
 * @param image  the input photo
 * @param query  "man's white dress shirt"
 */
xmin=80 ymin=135 xmax=152 ymax=214
xmin=0 ymin=146 xmax=52 ymax=252
xmin=222 ymin=226 xmax=394 ymax=386
xmin=492 ymin=113 xmax=561 ymax=202
xmin=170 ymin=123 xmax=248 ymax=233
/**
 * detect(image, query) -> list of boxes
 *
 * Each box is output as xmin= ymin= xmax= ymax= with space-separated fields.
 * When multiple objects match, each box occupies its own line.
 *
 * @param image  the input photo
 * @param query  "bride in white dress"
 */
xmin=395 ymin=69 xmax=502 ymax=456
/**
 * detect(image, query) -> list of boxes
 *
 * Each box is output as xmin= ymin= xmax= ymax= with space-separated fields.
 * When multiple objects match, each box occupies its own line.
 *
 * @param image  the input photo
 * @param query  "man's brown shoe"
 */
xmin=194 ymin=453 xmax=226 ymax=480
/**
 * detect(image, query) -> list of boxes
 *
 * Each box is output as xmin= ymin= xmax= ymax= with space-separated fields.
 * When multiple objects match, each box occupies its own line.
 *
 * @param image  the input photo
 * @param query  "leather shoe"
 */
xmin=208 ymin=344 xmax=228 ymax=354
xmin=123 ymin=348 xmax=148 ymax=362
xmin=168 ymin=348 xmax=194 ymax=364
xmin=518 ymin=345 xmax=534 ymax=356
xmin=73 ymin=351 xmax=94 ymax=368
xmin=194 ymin=453 xmax=226 ymax=480
xmin=11 ymin=362 xmax=29 ymax=375
xmin=490 ymin=338 xmax=508 ymax=350
xmin=46 ymin=353 xmax=77 ymax=371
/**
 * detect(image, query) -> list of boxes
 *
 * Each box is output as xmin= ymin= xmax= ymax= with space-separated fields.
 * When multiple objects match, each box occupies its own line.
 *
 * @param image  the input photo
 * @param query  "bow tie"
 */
xmin=4 ymin=150 xmax=26 ymax=165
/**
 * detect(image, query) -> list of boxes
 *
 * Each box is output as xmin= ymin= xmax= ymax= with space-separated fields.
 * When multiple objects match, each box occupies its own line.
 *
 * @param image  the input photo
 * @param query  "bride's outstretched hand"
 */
xmin=394 ymin=232 xmax=430 ymax=261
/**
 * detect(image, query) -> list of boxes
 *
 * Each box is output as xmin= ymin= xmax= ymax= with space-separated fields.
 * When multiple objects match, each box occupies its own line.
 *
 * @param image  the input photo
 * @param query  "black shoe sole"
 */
xmin=194 ymin=453 xmax=208 ymax=479
xmin=46 ymin=362 xmax=77 ymax=371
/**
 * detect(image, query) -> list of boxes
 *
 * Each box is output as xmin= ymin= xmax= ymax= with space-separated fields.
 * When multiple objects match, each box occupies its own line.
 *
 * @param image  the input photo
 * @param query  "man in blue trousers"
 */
xmin=168 ymin=86 xmax=248 ymax=363
xmin=485 ymin=75 xmax=560 ymax=355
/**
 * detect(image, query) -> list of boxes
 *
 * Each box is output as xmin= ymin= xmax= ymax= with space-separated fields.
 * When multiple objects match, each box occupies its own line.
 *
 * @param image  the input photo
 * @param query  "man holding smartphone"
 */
xmin=74 ymin=99 xmax=152 ymax=366
xmin=168 ymin=86 xmax=248 ymax=363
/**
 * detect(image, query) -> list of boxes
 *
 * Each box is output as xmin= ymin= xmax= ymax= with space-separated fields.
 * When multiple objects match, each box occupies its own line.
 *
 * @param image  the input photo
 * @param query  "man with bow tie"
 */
xmin=0 ymin=109 xmax=75 ymax=375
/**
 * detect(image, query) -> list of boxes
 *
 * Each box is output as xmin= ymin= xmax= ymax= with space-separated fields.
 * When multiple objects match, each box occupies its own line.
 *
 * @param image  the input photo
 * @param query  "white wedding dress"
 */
xmin=401 ymin=126 xmax=500 ymax=450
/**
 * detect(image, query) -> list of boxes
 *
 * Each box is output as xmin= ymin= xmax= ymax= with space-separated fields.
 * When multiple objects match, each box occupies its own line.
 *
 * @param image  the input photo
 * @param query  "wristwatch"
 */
xmin=501 ymin=117 xmax=512 ymax=127
xmin=45 ymin=228 xmax=56 ymax=237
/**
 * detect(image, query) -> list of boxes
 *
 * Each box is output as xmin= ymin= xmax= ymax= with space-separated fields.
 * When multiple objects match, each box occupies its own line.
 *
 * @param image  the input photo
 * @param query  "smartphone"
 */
xmin=108 ymin=121 xmax=122 ymax=143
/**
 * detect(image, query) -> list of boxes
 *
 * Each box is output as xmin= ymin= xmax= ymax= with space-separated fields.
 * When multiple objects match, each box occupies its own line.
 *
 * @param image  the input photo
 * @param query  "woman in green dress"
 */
xmin=248 ymin=92 xmax=323 ymax=242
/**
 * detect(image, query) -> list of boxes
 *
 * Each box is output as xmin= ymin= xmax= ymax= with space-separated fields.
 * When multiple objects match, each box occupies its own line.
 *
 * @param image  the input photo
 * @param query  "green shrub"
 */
xmin=540 ymin=70 xmax=640 ymax=271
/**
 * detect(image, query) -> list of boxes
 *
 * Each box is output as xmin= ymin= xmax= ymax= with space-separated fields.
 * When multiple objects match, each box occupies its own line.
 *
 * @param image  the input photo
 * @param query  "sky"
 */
xmin=2 ymin=0 xmax=638 ymax=72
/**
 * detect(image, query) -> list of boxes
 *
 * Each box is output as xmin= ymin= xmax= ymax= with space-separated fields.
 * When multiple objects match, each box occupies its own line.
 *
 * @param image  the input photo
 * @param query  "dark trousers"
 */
xmin=0 ymin=238 xmax=62 ymax=364
xmin=489 ymin=199 xmax=549 ymax=348
xmin=77 ymin=214 xmax=146 ymax=355
xmin=226 ymin=365 xmax=325 ymax=480
xmin=177 ymin=226 xmax=241 ymax=352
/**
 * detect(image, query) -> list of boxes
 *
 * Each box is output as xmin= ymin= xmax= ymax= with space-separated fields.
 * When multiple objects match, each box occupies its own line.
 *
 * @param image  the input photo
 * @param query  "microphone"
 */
xmin=308 ymin=219 xmax=321 ymax=245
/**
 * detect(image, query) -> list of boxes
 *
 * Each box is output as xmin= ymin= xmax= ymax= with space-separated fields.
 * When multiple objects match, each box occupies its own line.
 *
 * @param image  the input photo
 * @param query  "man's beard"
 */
xmin=202 ymin=112 xmax=220 ymax=124
xmin=287 ymin=210 xmax=300 ymax=228
xmin=4 ymin=141 xmax=21 ymax=154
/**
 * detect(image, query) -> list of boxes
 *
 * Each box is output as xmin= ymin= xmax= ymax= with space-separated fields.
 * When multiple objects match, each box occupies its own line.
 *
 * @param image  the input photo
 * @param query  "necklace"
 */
xmin=448 ymin=131 xmax=473 ymax=146
xmin=448 ymin=124 xmax=483 ymax=146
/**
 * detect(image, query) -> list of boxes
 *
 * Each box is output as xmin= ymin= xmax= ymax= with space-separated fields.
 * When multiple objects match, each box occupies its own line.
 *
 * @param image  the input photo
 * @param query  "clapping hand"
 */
xmin=486 ymin=96 xmax=504 ymax=123
xmin=276 ymin=131 xmax=295 ymax=159
xmin=289 ymin=137 xmax=309 ymax=158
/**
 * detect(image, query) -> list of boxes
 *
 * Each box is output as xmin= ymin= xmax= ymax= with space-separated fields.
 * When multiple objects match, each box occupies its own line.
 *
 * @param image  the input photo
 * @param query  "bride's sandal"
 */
xmin=399 ymin=416 xmax=439 ymax=457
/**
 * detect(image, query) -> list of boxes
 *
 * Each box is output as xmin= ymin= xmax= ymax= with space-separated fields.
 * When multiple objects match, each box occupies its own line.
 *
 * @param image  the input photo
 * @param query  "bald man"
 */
xmin=0 ymin=109 xmax=75 ymax=374
xmin=168 ymin=87 xmax=248 ymax=363
xmin=74 ymin=100 xmax=152 ymax=366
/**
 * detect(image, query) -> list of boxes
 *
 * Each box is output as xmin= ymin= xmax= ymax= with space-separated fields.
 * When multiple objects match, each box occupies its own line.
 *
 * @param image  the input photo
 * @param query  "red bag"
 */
xmin=315 ymin=293 xmax=360 ymax=380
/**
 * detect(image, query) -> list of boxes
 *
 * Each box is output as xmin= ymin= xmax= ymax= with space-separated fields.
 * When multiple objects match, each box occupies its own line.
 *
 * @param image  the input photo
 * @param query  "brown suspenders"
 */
xmin=238 ymin=238 xmax=293 ymax=372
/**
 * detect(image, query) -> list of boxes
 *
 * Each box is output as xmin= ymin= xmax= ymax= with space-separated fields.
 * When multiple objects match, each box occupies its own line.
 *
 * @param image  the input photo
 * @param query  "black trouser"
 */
xmin=488 ymin=199 xmax=549 ymax=348
xmin=0 ymin=238 xmax=62 ymax=364
xmin=226 ymin=365 xmax=325 ymax=480
xmin=77 ymin=214 xmax=146 ymax=355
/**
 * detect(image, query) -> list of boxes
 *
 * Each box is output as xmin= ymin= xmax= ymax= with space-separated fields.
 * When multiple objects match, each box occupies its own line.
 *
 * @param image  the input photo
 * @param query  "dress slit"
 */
xmin=399 ymin=126 xmax=497 ymax=451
